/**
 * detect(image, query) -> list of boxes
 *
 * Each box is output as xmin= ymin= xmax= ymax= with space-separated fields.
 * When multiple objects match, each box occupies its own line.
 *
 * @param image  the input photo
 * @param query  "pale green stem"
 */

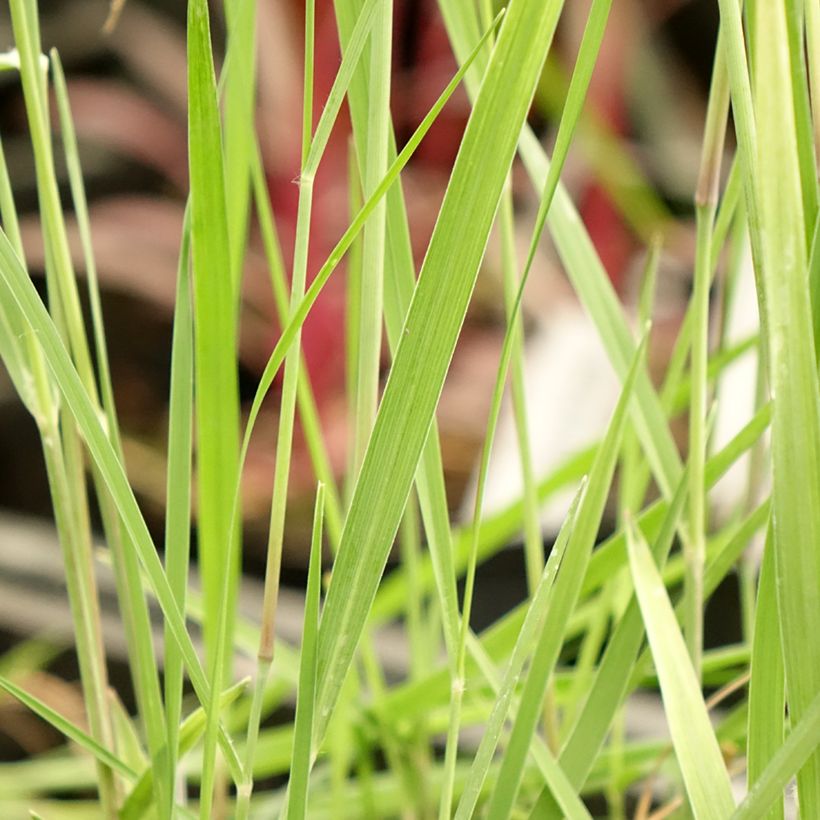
xmin=352 ymin=0 xmax=392 ymax=471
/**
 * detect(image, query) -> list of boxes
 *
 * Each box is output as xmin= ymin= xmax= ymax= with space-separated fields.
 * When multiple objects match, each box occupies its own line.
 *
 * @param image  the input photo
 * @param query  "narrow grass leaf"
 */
xmin=455 ymin=483 xmax=586 ymax=820
xmin=484 ymin=328 xmax=648 ymax=819
xmin=188 ymin=0 xmax=244 ymax=810
xmin=753 ymin=1 xmax=820 ymax=809
xmin=746 ymin=526 xmax=784 ymax=820
xmin=0 ymin=675 xmax=136 ymax=782
xmin=734 ymin=689 xmax=820 ymax=820
xmin=286 ymin=485 xmax=325 ymax=820
xmin=314 ymin=0 xmax=561 ymax=743
xmin=162 ymin=206 xmax=194 ymax=780
xmin=625 ymin=520 xmax=735 ymax=817
xmin=551 ymin=468 xmax=689 ymax=799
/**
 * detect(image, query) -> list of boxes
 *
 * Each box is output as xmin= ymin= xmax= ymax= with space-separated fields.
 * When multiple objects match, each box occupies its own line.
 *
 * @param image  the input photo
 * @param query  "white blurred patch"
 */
xmin=710 ymin=240 xmax=769 ymax=531
xmin=460 ymin=305 xmax=620 ymax=533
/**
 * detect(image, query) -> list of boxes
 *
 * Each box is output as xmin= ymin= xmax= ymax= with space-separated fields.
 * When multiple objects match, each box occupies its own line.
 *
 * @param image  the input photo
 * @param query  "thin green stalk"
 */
xmin=250 ymin=144 xmax=344 ymax=547
xmin=162 ymin=207 xmax=194 ymax=802
xmin=687 ymin=205 xmax=716 ymax=679
xmin=53 ymin=49 xmax=179 ymax=815
xmin=8 ymin=8 xmax=172 ymax=814
xmin=352 ymin=0 xmax=392 ymax=471
xmin=499 ymin=190 xmax=543 ymax=596
xmin=746 ymin=525 xmax=784 ymax=820
xmin=345 ymin=140 xmax=364 ymax=506
xmin=286 ymin=485 xmax=325 ymax=820
xmin=52 ymin=43 xmax=174 ymax=816
xmin=50 ymin=50 xmax=119 ymax=442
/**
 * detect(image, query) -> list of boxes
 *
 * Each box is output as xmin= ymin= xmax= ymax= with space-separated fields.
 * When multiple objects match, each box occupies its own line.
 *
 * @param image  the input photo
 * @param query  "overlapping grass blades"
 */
xmin=0 ymin=0 xmax=818 ymax=816
xmin=314 ymin=0 xmax=564 ymax=743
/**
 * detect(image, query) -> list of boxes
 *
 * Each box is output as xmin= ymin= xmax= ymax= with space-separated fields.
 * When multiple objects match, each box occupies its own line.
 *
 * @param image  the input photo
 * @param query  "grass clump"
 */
xmin=0 ymin=0 xmax=817 ymax=818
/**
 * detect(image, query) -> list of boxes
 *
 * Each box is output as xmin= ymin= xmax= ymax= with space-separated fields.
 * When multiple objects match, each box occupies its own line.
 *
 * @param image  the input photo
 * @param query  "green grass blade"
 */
xmin=454 ymin=483 xmax=586 ymax=820
xmin=49 ymin=49 xmax=120 ymax=447
xmin=187 ymin=0 xmax=243 ymax=810
xmin=484 ymin=329 xmax=648 ymax=819
xmin=162 ymin=206 xmax=194 ymax=788
xmin=752 ymin=1 xmax=820 ymax=809
xmin=746 ymin=526 xmax=784 ymax=820
xmin=351 ymin=0 xmax=392 ymax=471
xmin=625 ymin=520 xmax=735 ymax=817
xmin=314 ymin=0 xmax=559 ymax=743
xmin=551 ymin=467 xmax=689 ymax=797
xmin=187 ymin=0 xmax=241 ymax=656
xmin=286 ymin=485 xmax=325 ymax=820
xmin=222 ymin=0 xmax=257 ymax=293
xmin=518 ymin=0 xmax=613 ymax=284
xmin=0 ymin=675 xmax=137 ymax=782
xmin=734 ymin=689 xmax=820 ymax=820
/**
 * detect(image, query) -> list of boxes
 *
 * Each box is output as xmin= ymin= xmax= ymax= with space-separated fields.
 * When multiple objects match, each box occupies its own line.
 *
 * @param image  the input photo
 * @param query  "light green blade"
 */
xmin=286 ymin=486 xmax=325 ymax=820
xmin=314 ymin=0 xmax=562 ymax=744
xmin=626 ymin=520 xmax=735 ymax=817
xmin=751 ymin=1 xmax=820 ymax=810
xmin=484 ymin=329 xmax=648 ymax=819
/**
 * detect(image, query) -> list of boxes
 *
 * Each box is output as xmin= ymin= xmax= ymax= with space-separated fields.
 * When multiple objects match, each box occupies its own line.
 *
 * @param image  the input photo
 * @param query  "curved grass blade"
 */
xmin=0 ymin=675 xmax=137 ymax=782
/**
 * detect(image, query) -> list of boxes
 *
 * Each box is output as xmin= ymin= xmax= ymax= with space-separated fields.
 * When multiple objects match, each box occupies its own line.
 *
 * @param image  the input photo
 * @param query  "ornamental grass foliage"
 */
xmin=0 ymin=0 xmax=818 ymax=818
